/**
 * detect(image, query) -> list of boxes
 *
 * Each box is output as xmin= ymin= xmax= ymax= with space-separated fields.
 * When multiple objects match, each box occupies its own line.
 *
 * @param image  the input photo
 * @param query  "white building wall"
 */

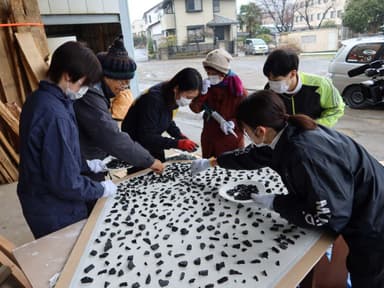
xmin=38 ymin=0 xmax=119 ymax=14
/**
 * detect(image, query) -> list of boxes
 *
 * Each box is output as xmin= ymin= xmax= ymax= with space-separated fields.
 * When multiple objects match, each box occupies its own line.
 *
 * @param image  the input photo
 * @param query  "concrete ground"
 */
xmin=1 ymin=54 xmax=383 ymax=250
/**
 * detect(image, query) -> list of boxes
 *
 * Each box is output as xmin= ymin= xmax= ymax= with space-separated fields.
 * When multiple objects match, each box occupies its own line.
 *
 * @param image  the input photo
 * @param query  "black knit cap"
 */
xmin=97 ymin=36 xmax=137 ymax=80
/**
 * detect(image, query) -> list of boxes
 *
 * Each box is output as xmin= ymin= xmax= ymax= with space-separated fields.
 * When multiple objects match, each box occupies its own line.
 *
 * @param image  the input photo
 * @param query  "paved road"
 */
xmin=134 ymin=52 xmax=384 ymax=161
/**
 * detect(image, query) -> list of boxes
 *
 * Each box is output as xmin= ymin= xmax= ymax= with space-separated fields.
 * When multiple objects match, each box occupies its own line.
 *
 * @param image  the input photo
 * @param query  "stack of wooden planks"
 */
xmin=0 ymin=0 xmax=49 ymax=184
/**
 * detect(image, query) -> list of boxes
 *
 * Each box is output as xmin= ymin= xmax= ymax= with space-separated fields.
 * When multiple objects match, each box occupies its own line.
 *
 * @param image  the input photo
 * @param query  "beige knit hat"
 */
xmin=203 ymin=48 xmax=233 ymax=75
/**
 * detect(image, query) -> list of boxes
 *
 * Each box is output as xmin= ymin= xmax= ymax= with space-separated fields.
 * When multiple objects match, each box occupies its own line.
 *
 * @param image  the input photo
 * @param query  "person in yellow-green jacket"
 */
xmin=263 ymin=48 xmax=345 ymax=127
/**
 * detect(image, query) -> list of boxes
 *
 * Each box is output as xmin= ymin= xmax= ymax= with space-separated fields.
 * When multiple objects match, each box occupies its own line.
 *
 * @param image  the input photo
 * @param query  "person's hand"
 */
xmin=201 ymin=78 xmax=211 ymax=95
xmin=177 ymin=139 xmax=198 ymax=152
xmin=101 ymin=180 xmax=117 ymax=197
xmin=191 ymin=159 xmax=212 ymax=176
xmin=251 ymin=193 xmax=275 ymax=210
xmin=87 ymin=159 xmax=108 ymax=173
xmin=220 ymin=120 xmax=235 ymax=135
xmin=150 ymin=159 xmax=165 ymax=174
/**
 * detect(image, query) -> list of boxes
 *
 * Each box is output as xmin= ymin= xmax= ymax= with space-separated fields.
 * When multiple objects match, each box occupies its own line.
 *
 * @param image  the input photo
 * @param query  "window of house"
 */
xmin=164 ymin=2 xmax=174 ymax=14
xmin=148 ymin=15 xmax=152 ymax=23
xmin=213 ymin=0 xmax=220 ymax=12
xmin=187 ymin=25 xmax=205 ymax=42
xmin=310 ymin=14 xmax=314 ymax=21
xmin=186 ymin=0 xmax=202 ymax=12
xmin=346 ymin=43 xmax=383 ymax=63
xmin=337 ymin=10 xmax=342 ymax=18
xmin=318 ymin=0 xmax=321 ymax=4
xmin=330 ymin=11 xmax=335 ymax=18
xmin=317 ymin=13 xmax=321 ymax=20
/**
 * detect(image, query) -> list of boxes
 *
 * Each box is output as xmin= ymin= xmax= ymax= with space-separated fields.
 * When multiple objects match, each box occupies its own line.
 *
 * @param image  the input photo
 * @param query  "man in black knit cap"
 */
xmin=74 ymin=36 xmax=164 ymax=185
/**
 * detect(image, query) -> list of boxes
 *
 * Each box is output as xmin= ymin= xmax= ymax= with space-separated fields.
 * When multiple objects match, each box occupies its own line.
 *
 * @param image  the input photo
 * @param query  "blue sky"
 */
xmin=128 ymin=0 xmax=250 ymax=21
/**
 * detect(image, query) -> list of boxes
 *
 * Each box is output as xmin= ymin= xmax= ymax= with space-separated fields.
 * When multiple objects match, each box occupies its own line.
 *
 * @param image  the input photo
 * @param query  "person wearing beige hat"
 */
xmin=190 ymin=48 xmax=248 ymax=158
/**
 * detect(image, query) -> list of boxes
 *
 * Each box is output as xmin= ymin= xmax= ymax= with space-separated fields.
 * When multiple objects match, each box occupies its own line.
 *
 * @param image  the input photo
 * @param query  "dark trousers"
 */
xmin=346 ymin=242 xmax=384 ymax=287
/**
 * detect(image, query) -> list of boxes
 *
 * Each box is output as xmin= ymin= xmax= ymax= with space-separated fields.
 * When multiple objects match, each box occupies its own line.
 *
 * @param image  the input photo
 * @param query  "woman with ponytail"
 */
xmin=191 ymin=90 xmax=384 ymax=287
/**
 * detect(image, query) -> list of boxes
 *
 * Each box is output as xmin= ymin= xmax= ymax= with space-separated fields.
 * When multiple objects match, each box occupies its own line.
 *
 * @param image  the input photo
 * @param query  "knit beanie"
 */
xmin=97 ymin=36 xmax=137 ymax=80
xmin=203 ymin=48 xmax=233 ymax=75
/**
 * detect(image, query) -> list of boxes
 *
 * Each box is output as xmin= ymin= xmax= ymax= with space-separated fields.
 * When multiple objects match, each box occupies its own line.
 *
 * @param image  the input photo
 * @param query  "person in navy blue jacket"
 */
xmin=17 ymin=41 xmax=117 ymax=239
xmin=192 ymin=90 xmax=384 ymax=287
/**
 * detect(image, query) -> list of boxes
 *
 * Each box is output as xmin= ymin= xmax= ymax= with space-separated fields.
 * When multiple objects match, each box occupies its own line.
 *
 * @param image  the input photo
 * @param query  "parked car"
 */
xmin=327 ymin=36 xmax=384 ymax=108
xmin=244 ymin=38 xmax=269 ymax=55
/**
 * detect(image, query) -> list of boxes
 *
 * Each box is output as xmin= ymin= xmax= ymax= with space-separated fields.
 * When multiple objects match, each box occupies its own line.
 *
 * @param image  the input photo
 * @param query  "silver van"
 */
xmin=244 ymin=38 xmax=269 ymax=55
xmin=327 ymin=36 xmax=384 ymax=108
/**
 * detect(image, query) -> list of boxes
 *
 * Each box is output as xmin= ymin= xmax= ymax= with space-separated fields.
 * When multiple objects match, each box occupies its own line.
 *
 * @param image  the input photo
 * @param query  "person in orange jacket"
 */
xmin=190 ymin=48 xmax=247 ymax=158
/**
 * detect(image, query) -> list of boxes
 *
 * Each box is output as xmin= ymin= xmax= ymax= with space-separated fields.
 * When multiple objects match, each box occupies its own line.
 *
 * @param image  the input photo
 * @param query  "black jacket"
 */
xmin=74 ymin=82 xmax=154 ymax=168
xmin=121 ymin=83 xmax=183 ymax=157
xmin=218 ymin=124 xmax=384 ymax=246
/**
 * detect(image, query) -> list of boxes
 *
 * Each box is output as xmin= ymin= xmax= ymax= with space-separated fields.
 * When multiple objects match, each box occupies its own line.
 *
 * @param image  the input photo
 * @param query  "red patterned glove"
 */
xmin=177 ymin=139 xmax=198 ymax=152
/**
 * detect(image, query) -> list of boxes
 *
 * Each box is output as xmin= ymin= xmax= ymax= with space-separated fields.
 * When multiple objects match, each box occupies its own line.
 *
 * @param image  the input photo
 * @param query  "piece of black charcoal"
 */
xmin=261 ymin=270 xmax=268 ymax=277
xmin=205 ymin=254 xmax=214 ymax=261
xmin=98 ymin=269 xmax=107 ymax=275
xmin=229 ymin=269 xmax=242 ymax=275
xmin=145 ymin=274 xmax=151 ymax=284
xmin=127 ymin=260 xmax=135 ymax=270
xmin=109 ymin=268 xmax=116 ymax=275
xmin=242 ymin=240 xmax=252 ymax=247
xmin=157 ymin=260 xmax=164 ymax=266
xmin=193 ymin=257 xmax=201 ymax=265
xmin=180 ymin=228 xmax=189 ymax=235
xmin=81 ymin=276 xmax=93 ymax=284
xmin=138 ymin=224 xmax=146 ymax=231
xmin=89 ymin=250 xmax=97 ymax=256
xmin=253 ymin=275 xmax=259 ymax=281
xmin=189 ymin=278 xmax=196 ymax=284
xmin=260 ymin=251 xmax=269 ymax=259
xmin=237 ymin=260 xmax=245 ymax=264
xmin=216 ymin=262 xmax=225 ymax=271
xmin=217 ymin=276 xmax=228 ymax=284
xmin=187 ymin=244 xmax=192 ymax=251
xmin=159 ymin=279 xmax=169 ymax=287
xmin=178 ymin=261 xmax=188 ymax=267
xmin=197 ymin=225 xmax=205 ymax=233
xmin=199 ymin=270 xmax=208 ymax=276
xmin=275 ymin=260 xmax=280 ymax=266
xmin=104 ymin=281 xmax=110 ymax=288
xmin=151 ymin=243 xmax=160 ymax=251
xmin=118 ymin=269 xmax=124 ymax=277
xmin=272 ymin=246 xmax=280 ymax=253
xmin=174 ymin=253 xmax=185 ymax=258
xmin=131 ymin=283 xmax=140 ymax=288
xmin=209 ymin=237 xmax=220 ymax=241
xmin=221 ymin=251 xmax=228 ymax=257
xmin=251 ymin=259 xmax=261 ymax=264
xmin=156 ymin=269 xmax=162 ymax=275
xmin=154 ymin=252 xmax=162 ymax=258
xmin=83 ymin=264 xmax=95 ymax=273
xmin=104 ymin=239 xmax=112 ymax=252
xmin=165 ymin=270 xmax=173 ymax=277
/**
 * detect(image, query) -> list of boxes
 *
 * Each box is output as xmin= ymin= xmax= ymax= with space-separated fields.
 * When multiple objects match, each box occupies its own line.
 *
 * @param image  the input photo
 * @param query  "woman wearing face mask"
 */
xmin=17 ymin=41 xmax=117 ymax=238
xmin=263 ymin=48 xmax=345 ymax=128
xmin=192 ymin=90 xmax=384 ymax=287
xmin=121 ymin=67 xmax=201 ymax=162
xmin=190 ymin=48 xmax=247 ymax=158
xmin=74 ymin=36 xmax=164 ymax=184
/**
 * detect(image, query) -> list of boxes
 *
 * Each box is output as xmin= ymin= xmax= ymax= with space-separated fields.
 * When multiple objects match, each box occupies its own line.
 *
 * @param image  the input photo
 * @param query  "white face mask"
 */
xmin=269 ymin=79 xmax=290 ymax=94
xmin=208 ymin=75 xmax=222 ymax=85
xmin=66 ymin=85 xmax=89 ymax=100
xmin=176 ymin=97 xmax=192 ymax=107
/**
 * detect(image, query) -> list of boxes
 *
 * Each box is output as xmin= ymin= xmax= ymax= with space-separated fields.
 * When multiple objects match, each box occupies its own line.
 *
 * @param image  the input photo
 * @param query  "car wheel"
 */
xmin=343 ymin=85 xmax=368 ymax=109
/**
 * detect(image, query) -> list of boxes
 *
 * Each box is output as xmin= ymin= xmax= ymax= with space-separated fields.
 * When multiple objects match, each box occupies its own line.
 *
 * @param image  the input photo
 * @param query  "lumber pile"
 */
xmin=0 ymin=0 xmax=49 ymax=184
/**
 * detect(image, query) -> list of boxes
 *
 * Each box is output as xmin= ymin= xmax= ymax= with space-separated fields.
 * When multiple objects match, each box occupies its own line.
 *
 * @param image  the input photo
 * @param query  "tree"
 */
xmin=238 ymin=3 xmax=263 ymax=37
xmin=295 ymin=0 xmax=334 ymax=30
xmin=343 ymin=0 xmax=384 ymax=33
xmin=257 ymin=0 xmax=297 ymax=33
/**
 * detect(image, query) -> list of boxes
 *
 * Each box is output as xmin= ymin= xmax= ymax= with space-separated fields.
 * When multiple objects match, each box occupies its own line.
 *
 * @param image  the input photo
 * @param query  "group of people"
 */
xmin=17 ymin=36 xmax=384 ymax=287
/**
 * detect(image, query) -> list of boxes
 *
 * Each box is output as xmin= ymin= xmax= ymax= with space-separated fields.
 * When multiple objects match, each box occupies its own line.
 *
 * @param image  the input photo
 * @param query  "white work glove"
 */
xmin=251 ymin=193 xmax=275 ymax=210
xmin=201 ymin=78 xmax=211 ymax=95
xmin=87 ymin=159 xmax=108 ymax=173
xmin=102 ymin=155 xmax=115 ymax=166
xmin=101 ymin=180 xmax=117 ymax=198
xmin=191 ymin=159 xmax=211 ymax=176
xmin=220 ymin=120 xmax=235 ymax=135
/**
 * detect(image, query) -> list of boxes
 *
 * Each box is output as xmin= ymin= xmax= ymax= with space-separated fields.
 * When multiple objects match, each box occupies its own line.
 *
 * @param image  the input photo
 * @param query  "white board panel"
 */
xmin=66 ymin=163 xmax=322 ymax=287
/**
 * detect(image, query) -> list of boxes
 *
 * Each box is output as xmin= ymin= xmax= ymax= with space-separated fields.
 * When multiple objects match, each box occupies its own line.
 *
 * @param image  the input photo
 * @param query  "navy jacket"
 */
xmin=121 ymin=83 xmax=183 ymax=158
xmin=218 ymin=124 xmax=384 ymax=247
xmin=17 ymin=81 xmax=104 ymax=238
xmin=74 ymin=82 xmax=154 ymax=168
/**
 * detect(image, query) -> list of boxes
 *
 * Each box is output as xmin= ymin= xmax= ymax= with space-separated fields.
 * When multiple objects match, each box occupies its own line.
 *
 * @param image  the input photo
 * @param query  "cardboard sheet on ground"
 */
xmin=57 ymin=162 xmax=323 ymax=288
